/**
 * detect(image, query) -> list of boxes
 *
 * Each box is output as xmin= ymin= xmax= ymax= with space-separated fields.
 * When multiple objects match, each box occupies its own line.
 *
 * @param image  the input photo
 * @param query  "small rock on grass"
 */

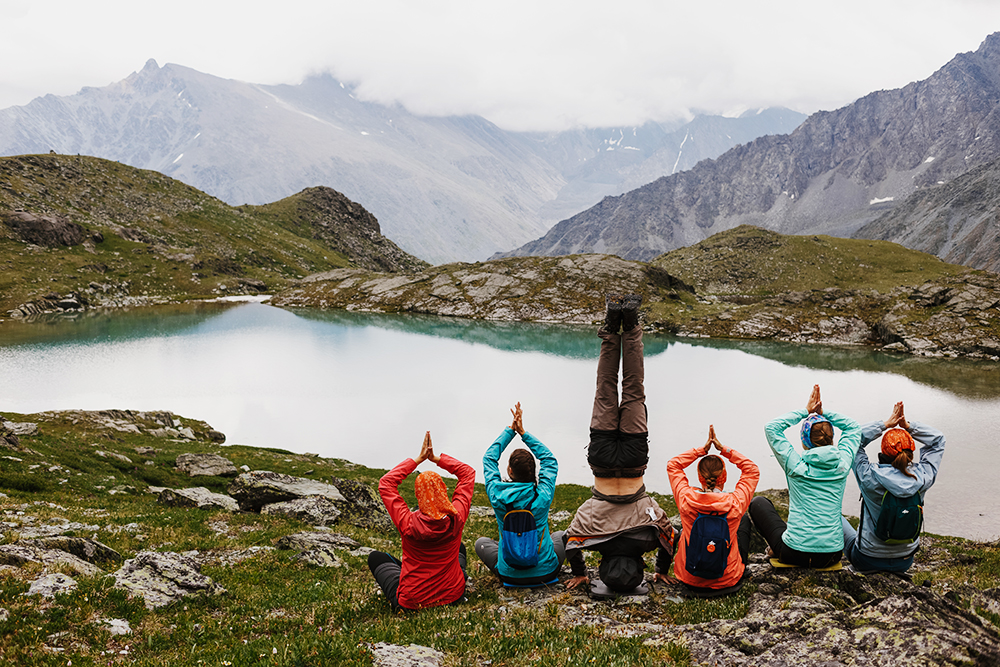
xmin=369 ymin=642 xmax=445 ymax=667
xmin=24 ymin=573 xmax=77 ymax=598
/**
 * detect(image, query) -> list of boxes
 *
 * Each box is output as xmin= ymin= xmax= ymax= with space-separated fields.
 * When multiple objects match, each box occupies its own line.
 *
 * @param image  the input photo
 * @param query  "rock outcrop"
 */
xmin=227 ymin=471 xmax=347 ymax=512
xmin=261 ymin=497 xmax=341 ymax=526
xmin=2 ymin=211 xmax=88 ymax=247
xmin=271 ymin=255 xmax=691 ymax=324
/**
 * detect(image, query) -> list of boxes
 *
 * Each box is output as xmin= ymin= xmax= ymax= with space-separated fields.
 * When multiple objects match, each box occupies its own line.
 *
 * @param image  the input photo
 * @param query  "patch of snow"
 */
xmin=869 ymin=196 xmax=894 ymax=205
xmin=672 ymin=131 xmax=690 ymax=174
xmin=193 ymin=132 xmax=201 ymax=140
xmin=339 ymin=82 xmax=345 ymax=88
xmin=623 ymin=146 xmax=640 ymax=151
xmin=606 ymin=146 xmax=615 ymax=151
xmin=756 ymin=108 xmax=764 ymax=115
xmin=171 ymin=153 xmax=183 ymax=164
xmin=360 ymin=131 xmax=369 ymax=136
xmin=924 ymin=156 xmax=935 ymax=163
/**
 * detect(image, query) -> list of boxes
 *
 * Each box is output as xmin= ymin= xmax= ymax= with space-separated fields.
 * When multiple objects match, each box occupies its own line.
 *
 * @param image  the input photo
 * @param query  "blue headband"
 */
xmin=800 ymin=413 xmax=831 ymax=449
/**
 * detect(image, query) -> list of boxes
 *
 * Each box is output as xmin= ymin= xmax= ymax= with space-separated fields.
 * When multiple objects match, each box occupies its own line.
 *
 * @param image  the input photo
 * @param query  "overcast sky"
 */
xmin=2 ymin=0 xmax=999 ymax=131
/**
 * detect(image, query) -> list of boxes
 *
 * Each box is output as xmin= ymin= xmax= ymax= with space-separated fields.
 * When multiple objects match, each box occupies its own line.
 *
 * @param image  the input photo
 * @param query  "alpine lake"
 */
xmin=1 ymin=299 xmax=997 ymax=541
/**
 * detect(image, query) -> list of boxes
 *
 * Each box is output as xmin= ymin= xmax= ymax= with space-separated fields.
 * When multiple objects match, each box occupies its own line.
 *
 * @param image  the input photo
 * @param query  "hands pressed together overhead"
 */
xmin=702 ymin=424 xmax=724 ymax=455
xmin=415 ymin=431 xmax=440 ymax=465
xmin=885 ymin=401 xmax=911 ymax=431
xmin=806 ymin=384 xmax=823 ymax=415
xmin=510 ymin=401 xmax=525 ymax=436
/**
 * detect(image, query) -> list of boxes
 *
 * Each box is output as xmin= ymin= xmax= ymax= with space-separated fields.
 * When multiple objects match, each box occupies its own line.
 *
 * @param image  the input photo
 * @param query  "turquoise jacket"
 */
xmin=853 ymin=420 xmax=946 ymax=558
xmin=483 ymin=427 xmax=559 ymax=582
xmin=765 ymin=409 xmax=861 ymax=553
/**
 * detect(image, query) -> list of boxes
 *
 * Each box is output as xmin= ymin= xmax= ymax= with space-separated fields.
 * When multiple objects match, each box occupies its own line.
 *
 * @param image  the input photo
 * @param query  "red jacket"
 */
xmin=378 ymin=454 xmax=475 ymax=610
xmin=667 ymin=446 xmax=759 ymax=589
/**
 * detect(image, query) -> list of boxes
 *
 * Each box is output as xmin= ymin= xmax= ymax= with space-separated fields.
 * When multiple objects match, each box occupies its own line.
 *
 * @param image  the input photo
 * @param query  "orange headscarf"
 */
xmin=882 ymin=428 xmax=915 ymax=458
xmin=414 ymin=471 xmax=457 ymax=520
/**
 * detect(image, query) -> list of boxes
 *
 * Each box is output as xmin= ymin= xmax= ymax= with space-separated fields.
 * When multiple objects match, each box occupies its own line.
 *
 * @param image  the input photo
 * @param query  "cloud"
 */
xmin=0 ymin=0 xmax=999 ymax=131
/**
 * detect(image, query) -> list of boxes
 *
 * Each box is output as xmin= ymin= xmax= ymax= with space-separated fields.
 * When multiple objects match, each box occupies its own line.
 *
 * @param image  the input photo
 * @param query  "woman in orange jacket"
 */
xmin=667 ymin=425 xmax=759 ymax=596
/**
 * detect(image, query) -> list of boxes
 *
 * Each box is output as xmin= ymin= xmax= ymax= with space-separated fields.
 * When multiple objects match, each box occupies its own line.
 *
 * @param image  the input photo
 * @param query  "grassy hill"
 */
xmin=0 ymin=154 xmax=427 ymax=315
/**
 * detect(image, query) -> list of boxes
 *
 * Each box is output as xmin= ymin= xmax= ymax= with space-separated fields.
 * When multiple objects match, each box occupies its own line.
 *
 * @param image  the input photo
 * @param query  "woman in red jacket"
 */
xmin=667 ymin=425 xmax=759 ymax=596
xmin=367 ymin=431 xmax=475 ymax=611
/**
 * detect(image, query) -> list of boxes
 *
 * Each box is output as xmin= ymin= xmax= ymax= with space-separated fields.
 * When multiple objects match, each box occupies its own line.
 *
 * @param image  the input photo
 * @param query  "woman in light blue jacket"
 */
xmin=842 ymin=401 xmax=946 ymax=573
xmin=475 ymin=403 xmax=565 ymax=587
xmin=749 ymin=385 xmax=862 ymax=567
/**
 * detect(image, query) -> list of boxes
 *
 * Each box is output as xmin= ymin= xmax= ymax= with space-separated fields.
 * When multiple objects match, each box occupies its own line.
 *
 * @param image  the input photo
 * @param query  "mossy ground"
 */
xmin=1 ymin=410 xmax=998 ymax=666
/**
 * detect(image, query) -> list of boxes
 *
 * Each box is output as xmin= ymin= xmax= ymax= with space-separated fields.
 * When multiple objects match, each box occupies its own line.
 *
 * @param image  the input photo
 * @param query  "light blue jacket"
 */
xmin=853 ymin=420 xmax=946 ymax=558
xmin=483 ymin=427 xmax=559 ymax=581
xmin=765 ymin=409 xmax=862 ymax=553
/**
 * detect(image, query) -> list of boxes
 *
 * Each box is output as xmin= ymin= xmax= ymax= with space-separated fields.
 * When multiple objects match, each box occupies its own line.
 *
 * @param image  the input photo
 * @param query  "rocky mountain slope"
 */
xmin=0 ymin=60 xmax=804 ymax=263
xmin=0 ymin=154 xmax=425 ymax=316
xmin=501 ymin=32 xmax=1000 ymax=271
xmin=273 ymin=226 xmax=1000 ymax=360
xmin=855 ymin=155 xmax=1000 ymax=273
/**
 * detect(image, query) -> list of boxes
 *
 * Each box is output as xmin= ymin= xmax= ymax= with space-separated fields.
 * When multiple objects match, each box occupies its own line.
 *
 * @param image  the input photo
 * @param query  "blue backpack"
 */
xmin=685 ymin=511 xmax=731 ymax=580
xmin=501 ymin=492 xmax=541 ymax=569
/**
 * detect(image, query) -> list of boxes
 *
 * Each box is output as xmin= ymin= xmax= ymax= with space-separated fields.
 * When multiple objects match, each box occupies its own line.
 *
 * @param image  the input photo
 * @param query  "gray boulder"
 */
xmin=157 ymin=487 xmax=239 ymax=512
xmin=24 ymin=573 xmax=78 ymax=598
xmin=329 ymin=476 xmax=392 ymax=529
xmin=16 ymin=518 xmax=100 ymax=539
xmin=175 ymin=452 xmax=238 ymax=477
xmin=0 ymin=543 xmax=102 ymax=576
xmin=0 ymin=422 xmax=18 ymax=449
xmin=4 ymin=422 xmax=37 ymax=436
xmin=261 ymin=497 xmax=342 ymax=526
xmin=228 ymin=471 xmax=346 ymax=512
xmin=113 ymin=551 xmax=226 ymax=609
xmin=18 ymin=536 xmax=122 ymax=565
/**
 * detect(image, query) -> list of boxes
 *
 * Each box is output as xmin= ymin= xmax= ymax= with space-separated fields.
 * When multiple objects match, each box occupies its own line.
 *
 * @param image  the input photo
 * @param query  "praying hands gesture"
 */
xmin=510 ymin=402 xmax=525 ymax=436
xmin=806 ymin=384 xmax=823 ymax=415
xmin=884 ymin=402 xmax=911 ymax=431
xmin=701 ymin=424 xmax=723 ymax=455
xmin=415 ymin=431 xmax=440 ymax=465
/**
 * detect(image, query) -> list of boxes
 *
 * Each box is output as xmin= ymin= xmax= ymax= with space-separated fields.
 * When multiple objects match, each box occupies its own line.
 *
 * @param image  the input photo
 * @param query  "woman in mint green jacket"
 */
xmin=475 ymin=403 xmax=564 ymax=587
xmin=749 ymin=385 xmax=862 ymax=568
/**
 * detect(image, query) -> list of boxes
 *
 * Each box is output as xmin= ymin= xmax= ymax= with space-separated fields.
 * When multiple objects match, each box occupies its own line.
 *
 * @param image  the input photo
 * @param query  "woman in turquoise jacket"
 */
xmin=475 ymin=402 xmax=565 ymax=587
xmin=842 ymin=401 xmax=946 ymax=573
xmin=749 ymin=385 xmax=862 ymax=567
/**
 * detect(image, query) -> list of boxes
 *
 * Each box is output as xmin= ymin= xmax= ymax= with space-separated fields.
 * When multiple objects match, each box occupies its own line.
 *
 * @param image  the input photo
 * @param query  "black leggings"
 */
xmin=367 ymin=543 xmax=468 ymax=611
xmin=748 ymin=497 xmax=841 ymax=568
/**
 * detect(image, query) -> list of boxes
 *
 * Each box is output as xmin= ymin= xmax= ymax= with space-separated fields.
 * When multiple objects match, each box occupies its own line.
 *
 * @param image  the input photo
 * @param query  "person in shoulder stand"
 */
xmin=749 ymin=384 xmax=861 ymax=568
xmin=367 ymin=431 xmax=475 ymax=611
xmin=668 ymin=425 xmax=759 ymax=596
xmin=564 ymin=294 xmax=679 ymax=596
xmin=476 ymin=402 xmax=565 ymax=587
xmin=843 ymin=401 xmax=946 ymax=573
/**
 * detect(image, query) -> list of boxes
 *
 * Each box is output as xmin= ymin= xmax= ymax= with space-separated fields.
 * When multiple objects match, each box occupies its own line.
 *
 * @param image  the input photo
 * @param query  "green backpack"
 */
xmin=874 ymin=491 xmax=923 ymax=545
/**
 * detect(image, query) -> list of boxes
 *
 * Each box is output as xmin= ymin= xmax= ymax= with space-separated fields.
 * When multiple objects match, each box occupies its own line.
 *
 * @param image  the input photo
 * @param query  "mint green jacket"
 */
xmin=765 ymin=409 xmax=861 ymax=553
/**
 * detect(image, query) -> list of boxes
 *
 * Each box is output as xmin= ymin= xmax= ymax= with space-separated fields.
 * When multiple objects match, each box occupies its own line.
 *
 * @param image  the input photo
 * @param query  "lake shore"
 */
xmin=2 ymin=408 xmax=1000 ymax=665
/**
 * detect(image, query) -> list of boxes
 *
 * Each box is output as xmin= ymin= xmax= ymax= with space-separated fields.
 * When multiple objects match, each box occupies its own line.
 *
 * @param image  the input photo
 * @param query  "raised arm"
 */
xmin=910 ymin=420 xmax=946 ymax=492
xmin=378 ymin=456 xmax=419 ymax=536
xmin=483 ymin=426 xmax=517 ymax=500
xmin=522 ymin=429 xmax=557 ymax=501
xmin=764 ymin=409 xmax=807 ymax=473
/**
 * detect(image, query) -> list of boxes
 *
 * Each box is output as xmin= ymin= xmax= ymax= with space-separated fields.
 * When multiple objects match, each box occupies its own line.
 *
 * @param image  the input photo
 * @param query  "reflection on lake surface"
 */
xmin=1 ymin=302 xmax=998 ymax=540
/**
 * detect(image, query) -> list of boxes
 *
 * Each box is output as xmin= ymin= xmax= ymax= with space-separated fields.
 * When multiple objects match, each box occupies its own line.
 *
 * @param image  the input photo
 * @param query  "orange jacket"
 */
xmin=667 ymin=445 xmax=759 ymax=589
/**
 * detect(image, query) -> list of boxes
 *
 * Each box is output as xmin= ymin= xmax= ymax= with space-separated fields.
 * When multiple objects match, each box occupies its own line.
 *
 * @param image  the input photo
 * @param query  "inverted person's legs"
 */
xmin=619 ymin=326 xmax=647 ymax=434
xmin=591 ymin=330 xmax=622 ymax=431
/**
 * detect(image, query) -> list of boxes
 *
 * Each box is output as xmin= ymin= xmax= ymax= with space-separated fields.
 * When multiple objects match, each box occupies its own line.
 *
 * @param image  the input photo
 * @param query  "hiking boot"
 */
xmin=600 ymin=294 xmax=624 ymax=334
xmin=621 ymin=294 xmax=643 ymax=332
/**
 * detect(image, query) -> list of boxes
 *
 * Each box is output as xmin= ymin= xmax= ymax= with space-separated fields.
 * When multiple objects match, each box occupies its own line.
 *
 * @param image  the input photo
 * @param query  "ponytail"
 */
xmin=893 ymin=449 xmax=916 ymax=479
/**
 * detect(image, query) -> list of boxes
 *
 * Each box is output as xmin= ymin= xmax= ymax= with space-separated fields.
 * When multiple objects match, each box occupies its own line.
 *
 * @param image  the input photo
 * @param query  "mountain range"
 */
xmin=0 ymin=60 xmax=804 ymax=264
xmin=501 ymin=32 xmax=1000 ymax=273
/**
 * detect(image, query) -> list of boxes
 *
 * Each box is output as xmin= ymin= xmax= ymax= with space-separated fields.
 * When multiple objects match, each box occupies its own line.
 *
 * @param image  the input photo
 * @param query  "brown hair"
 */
xmin=508 ymin=448 xmax=536 ymax=483
xmin=697 ymin=455 xmax=725 ymax=491
xmin=878 ymin=449 xmax=917 ymax=479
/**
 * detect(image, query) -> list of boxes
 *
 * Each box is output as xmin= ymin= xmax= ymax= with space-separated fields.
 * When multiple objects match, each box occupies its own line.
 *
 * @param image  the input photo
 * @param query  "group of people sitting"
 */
xmin=366 ymin=295 xmax=947 ymax=611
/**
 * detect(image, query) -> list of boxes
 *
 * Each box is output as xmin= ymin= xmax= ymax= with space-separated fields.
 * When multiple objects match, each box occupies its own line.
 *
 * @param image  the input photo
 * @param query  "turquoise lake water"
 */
xmin=1 ymin=301 xmax=998 ymax=540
